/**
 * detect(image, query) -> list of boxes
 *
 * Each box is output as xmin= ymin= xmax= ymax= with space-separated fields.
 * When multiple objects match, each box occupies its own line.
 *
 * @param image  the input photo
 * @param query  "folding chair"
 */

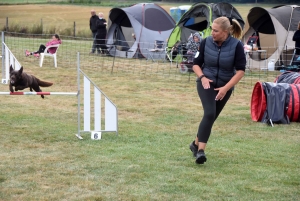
xmin=148 ymin=40 xmax=165 ymax=62
xmin=165 ymin=40 xmax=181 ymax=63
xmin=39 ymin=44 xmax=60 ymax=68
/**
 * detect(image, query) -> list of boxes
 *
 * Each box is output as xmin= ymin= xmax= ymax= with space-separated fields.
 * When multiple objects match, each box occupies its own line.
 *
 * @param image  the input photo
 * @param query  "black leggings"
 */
xmin=96 ymin=34 xmax=107 ymax=53
xmin=34 ymin=44 xmax=47 ymax=54
xmin=196 ymin=80 xmax=232 ymax=143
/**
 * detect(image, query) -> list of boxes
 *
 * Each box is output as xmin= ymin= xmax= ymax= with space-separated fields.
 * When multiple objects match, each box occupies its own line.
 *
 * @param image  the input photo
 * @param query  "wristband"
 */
xmin=199 ymin=75 xmax=205 ymax=80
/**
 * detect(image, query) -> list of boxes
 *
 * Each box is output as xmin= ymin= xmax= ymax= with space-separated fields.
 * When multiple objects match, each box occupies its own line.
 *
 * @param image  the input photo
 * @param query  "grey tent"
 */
xmin=242 ymin=5 xmax=300 ymax=69
xmin=106 ymin=3 xmax=175 ymax=59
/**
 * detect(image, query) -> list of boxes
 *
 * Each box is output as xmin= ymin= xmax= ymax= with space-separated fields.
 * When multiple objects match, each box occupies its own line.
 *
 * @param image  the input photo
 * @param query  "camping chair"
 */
xmin=147 ymin=40 xmax=165 ymax=62
xmin=39 ymin=44 xmax=60 ymax=68
xmin=165 ymin=46 xmax=174 ymax=62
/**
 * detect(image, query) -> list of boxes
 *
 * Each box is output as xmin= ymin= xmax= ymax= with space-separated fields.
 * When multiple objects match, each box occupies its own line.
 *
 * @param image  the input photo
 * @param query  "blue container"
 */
xmin=170 ymin=7 xmax=181 ymax=23
xmin=178 ymin=5 xmax=191 ymax=15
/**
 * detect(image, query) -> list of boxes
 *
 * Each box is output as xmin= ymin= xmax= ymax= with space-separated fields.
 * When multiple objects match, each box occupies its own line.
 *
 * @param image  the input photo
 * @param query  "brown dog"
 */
xmin=9 ymin=65 xmax=53 ymax=99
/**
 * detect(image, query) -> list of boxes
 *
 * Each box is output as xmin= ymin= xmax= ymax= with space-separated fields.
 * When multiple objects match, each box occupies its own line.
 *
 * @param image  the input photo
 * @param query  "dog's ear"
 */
xmin=19 ymin=66 xmax=23 ymax=74
xmin=10 ymin=65 xmax=13 ymax=73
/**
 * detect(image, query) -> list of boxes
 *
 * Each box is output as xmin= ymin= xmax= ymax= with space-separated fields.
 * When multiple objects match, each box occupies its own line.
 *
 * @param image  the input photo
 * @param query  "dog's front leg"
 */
xmin=15 ymin=86 xmax=26 ymax=91
xmin=30 ymin=87 xmax=33 ymax=92
xmin=9 ymin=84 xmax=14 ymax=93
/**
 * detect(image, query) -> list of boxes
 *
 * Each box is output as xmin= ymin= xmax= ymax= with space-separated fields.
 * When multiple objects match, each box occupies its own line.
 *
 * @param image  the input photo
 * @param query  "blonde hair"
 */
xmin=213 ymin=16 xmax=243 ymax=39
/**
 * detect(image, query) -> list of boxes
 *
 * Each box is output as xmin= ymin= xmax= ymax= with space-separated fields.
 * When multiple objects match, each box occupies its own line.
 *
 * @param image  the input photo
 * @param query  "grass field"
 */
xmin=0 ymin=3 xmax=299 ymax=201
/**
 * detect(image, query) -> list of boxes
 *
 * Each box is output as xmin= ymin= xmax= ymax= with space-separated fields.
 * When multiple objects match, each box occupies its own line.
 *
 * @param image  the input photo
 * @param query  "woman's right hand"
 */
xmin=201 ymin=77 xmax=213 ymax=89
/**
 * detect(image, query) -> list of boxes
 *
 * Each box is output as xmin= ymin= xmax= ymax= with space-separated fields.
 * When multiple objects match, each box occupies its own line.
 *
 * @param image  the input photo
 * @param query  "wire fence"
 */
xmin=1 ymin=32 xmax=283 ymax=90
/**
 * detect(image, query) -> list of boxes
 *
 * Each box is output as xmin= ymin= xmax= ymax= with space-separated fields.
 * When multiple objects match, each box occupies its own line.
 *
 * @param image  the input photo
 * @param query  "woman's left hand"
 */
xmin=214 ymin=86 xmax=228 ymax=101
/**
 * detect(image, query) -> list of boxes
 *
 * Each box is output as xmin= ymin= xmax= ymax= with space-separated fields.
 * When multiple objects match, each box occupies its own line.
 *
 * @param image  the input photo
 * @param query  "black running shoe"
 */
xmin=195 ymin=149 xmax=207 ymax=164
xmin=189 ymin=141 xmax=198 ymax=158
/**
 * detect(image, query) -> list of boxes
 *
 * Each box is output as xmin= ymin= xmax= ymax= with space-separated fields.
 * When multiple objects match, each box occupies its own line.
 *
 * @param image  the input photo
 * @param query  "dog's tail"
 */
xmin=37 ymin=79 xmax=53 ymax=87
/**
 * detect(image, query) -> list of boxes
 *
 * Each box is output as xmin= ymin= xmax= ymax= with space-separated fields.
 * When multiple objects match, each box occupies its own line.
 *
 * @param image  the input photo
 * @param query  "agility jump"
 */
xmin=0 ymin=91 xmax=78 ymax=95
xmin=0 ymin=39 xmax=118 ymax=139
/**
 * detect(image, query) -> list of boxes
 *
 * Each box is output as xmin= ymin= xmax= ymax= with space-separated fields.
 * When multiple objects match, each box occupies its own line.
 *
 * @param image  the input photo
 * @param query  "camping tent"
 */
xmin=106 ymin=3 xmax=175 ymax=59
xmin=167 ymin=2 xmax=244 ymax=50
xmin=242 ymin=5 xmax=300 ymax=69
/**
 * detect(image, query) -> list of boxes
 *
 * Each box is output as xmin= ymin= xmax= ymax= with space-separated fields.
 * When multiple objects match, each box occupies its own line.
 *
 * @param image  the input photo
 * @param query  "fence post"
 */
xmin=6 ymin=17 xmax=8 ymax=31
xmin=74 ymin=21 xmax=76 ymax=37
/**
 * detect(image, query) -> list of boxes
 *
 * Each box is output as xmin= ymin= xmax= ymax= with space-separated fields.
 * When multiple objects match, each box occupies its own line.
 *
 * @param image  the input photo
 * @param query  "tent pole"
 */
xmin=286 ymin=45 xmax=287 ymax=66
xmin=282 ymin=5 xmax=295 ymax=66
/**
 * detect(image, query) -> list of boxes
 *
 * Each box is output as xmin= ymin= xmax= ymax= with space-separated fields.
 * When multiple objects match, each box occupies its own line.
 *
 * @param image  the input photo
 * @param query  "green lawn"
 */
xmin=0 ymin=34 xmax=299 ymax=200
xmin=0 ymin=2 xmax=299 ymax=200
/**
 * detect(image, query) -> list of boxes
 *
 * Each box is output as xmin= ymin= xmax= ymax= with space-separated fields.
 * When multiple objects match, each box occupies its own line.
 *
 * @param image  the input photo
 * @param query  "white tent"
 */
xmin=106 ymin=3 xmax=175 ymax=59
xmin=242 ymin=5 xmax=300 ymax=69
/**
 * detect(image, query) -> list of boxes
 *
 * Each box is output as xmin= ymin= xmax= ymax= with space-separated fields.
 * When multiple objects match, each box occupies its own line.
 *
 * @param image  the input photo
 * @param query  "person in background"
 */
xmin=185 ymin=32 xmax=202 ymax=63
xmin=190 ymin=16 xmax=246 ymax=164
xmin=89 ymin=9 xmax=98 ymax=54
xmin=132 ymin=33 xmax=136 ymax=41
xmin=292 ymin=21 xmax=300 ymax=55
xmin=95 ymin=12 xmax=107 ymax=54
xmin=25 ymin=34 xmax=62 ymax=58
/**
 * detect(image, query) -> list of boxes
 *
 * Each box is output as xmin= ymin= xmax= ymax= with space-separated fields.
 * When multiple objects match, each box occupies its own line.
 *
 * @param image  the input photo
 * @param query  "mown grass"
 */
xmin=0 ymin=3 xmax=299 ymax=200
xmin=0 ymin=34 xmax=299 ymax=200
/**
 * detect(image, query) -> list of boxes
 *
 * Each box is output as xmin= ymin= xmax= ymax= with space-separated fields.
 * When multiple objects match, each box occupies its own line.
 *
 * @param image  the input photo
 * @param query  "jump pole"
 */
xmin=0 ymin=92 xmax=78 ymax=95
